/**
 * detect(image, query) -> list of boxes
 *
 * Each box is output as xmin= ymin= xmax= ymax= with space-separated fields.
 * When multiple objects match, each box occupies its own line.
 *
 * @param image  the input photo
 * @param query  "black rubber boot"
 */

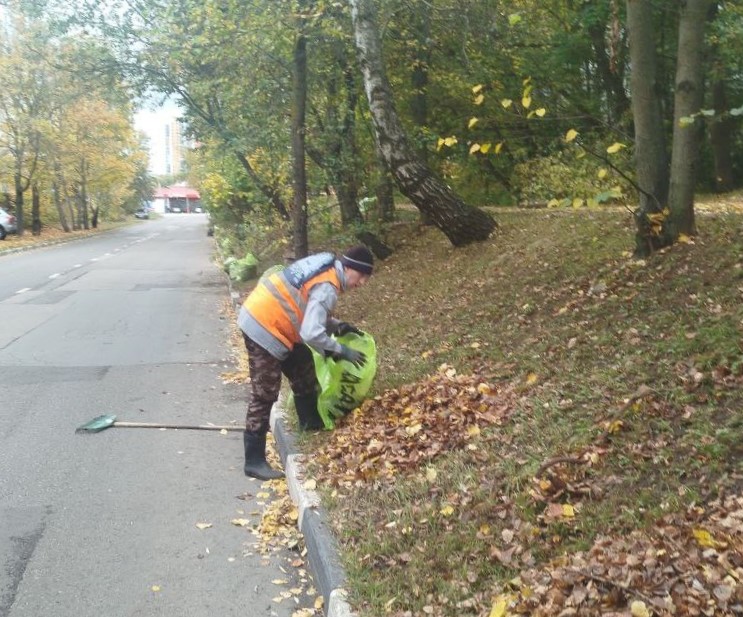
xmin=243 ymin=431 xmax=284 ymax=480
xmin=294 ymin=393 xmax=325 ymax=431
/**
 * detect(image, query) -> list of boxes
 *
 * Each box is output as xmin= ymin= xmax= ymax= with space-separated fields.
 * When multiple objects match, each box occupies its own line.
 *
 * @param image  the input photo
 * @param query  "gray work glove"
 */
xmin=331 ymin=345 xmax=367 ymax=368
xmin=334 ymin=322 xmax=363 ymax=337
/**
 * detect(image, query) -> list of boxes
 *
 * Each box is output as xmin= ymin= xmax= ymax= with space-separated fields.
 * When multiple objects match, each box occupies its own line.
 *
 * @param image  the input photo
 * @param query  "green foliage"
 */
xmin=511 ymin=147 xmax=633 ymax=206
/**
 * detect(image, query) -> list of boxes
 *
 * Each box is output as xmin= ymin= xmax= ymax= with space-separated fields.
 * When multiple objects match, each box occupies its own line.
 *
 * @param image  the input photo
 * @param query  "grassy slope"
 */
xmin=302 ymin=204 xmax=743 ymax=617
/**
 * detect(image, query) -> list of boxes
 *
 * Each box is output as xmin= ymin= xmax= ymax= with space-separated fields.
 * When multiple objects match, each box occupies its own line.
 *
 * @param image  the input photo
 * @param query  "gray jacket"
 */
xmin=238 ymin=260 xmax=346 ymax=360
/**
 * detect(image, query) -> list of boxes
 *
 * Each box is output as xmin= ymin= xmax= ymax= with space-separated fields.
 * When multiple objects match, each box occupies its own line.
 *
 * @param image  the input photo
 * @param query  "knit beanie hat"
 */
xmin=340 ymin=245 xmax=374 ymax=275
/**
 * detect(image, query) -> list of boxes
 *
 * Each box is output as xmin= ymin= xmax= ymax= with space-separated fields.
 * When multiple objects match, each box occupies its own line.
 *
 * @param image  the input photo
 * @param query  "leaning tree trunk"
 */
xmin=626 ymin=0 xmax=671 ymax=256
xmin=349 ymin=0 xmax=496 ymax=247
xmin=234 ymin=152 xmax=290 ymax=221
xmin=667 ymin=0 xmax=711 ymax=239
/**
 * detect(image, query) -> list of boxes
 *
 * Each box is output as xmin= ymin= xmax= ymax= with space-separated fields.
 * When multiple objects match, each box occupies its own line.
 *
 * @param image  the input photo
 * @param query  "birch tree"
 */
xmin=348 ymin=0 xmax=496 ymax=247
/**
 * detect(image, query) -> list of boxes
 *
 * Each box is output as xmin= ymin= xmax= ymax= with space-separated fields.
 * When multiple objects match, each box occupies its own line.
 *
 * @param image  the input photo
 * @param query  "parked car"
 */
xmin=0 ymin=207 xmax=17 ymax=240
xmin=134 ymin=208 xmax=149 ymax=219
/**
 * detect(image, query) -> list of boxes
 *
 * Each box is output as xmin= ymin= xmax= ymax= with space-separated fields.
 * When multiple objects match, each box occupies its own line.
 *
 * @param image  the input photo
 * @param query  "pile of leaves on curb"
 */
xmin=482 ymin=494 xmax=743 ymax=617
xmin=312 ymin=364 xmax=514 ymax=490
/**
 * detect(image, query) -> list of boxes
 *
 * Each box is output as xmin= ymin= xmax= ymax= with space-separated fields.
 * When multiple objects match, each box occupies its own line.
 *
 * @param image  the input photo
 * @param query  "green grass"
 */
xmin=297 ymin=203 xmax=743 ymax=617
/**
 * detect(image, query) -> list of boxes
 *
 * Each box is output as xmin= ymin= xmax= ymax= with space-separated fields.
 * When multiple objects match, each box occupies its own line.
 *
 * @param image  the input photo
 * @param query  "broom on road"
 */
xmin=75 ymin=414 xmax=244 ymax=434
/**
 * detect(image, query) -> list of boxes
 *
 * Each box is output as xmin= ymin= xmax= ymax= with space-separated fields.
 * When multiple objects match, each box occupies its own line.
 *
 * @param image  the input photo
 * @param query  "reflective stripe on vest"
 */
xmin=243 ymin=263 xmax=340 ymax=350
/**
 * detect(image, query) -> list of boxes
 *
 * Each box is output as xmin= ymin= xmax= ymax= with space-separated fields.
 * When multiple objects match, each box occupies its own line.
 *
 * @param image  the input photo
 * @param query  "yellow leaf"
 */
xmin=480 ymin=142 xmax=492 ymax=153
xmin=406 ymin=423 xmax=422 ymax=436
xmin=565 ymin=129 xmax=579 ymax=142
xmin=231 ymin=518 xmax=251 ymax=527
xmin=469 ymin=143 xmax=481 ymax=154
xmin=489 ymin=594 xmax=511 ymax=617
xmin=631 ymin=600 xmax=651 ymax=617
xmin=468 ymin=117 xmax=479 ymax=129
xmin=562 ymin=504 xmax=575 ymax=517
xmin=547 ymin=198 xmax=560 ymax=208
xmin=501 ymin=98 xmax=512 ymax=109
xmin=474 ymin=94 xmax=485 ymax=105
xmin=436 ymin=137 xmax=445 ymax=151
xmin=526 ymin=373 xmax=538 ymax=384
xmin=521 ymin=96 xmax=531 ymax=108
xmin=195 ymin=522 xmax=212 ymax=530
xmin=443 ymin=136 xmax=457 ymax=147
xmin=479 ymin=523 xmax=491 ymax=536
xmin=693 ymin=528 xmax=726 ymax=548
xmin=535 ymin=108 xmax=546 ymax=117
xmin=467 ymin=425 xmax=481 ymax=437
xmin=440 ymin=504 xmax=455 ymax=517
xmin=606 ymin=142 xmax=626 ymax=154
xmin=598 ymin=168 xmax=607 ymax=179
xmin=472 ymin=84 xmax=483 ymax=94
xmin=495 ymin=142 xmax=503 ymax=154
xmin=677 ymin=233 xmax=693 ymax=244
xmin=477 ymin=382 xmax=492 ymax=395
xmin=151 ymin=585 xmax=161 ymax=592
xmin=572 ymin=198 xmax=584 ymax=208
xmin=607 ymin=420 xmax=624 ymax=433
xmin=539 ymin=479 xmax=552 ymax=491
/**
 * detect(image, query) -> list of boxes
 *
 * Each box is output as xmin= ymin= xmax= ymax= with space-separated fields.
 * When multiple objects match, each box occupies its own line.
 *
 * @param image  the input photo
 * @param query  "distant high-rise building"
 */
xmin=135 ymin=107 xmax=189 ymax=177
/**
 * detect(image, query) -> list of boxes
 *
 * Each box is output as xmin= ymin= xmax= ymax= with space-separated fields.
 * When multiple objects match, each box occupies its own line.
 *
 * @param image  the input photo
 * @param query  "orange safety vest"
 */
xmin=243 ymin=262 xmax=341 ymax=350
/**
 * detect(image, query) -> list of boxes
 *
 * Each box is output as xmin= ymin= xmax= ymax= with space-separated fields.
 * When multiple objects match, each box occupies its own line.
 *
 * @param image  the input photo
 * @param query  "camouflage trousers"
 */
xmin=243 ymin=334 xmax=317 ymax=435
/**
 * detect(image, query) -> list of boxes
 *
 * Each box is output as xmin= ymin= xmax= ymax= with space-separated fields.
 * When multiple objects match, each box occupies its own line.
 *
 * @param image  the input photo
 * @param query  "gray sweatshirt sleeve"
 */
xmin=300 ymin=282 xmax=343 ymax=355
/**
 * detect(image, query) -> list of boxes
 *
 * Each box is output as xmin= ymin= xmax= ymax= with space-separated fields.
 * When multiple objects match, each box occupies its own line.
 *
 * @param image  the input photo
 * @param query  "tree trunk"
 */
xmin=410 ymin=8 xmax=434 ymax=227
xmin=324 ymin=42 xmax=363 ymax=227
xmin=667 ymin=0 xmax=710 ymax=238
xmin=375 ymin=167 xmax=395 ymax=223
xmin=349 ymin=0 xmax=496 ymax=247
xmin=234 ymin=152 xmax=290 ymax=221
xmin=31 ymin=183 xmax=41 ymax=235
xmin=80 ymin=159 xmax=89 ymax=230
xmin=53 ymin=162 xmax=71 ymax=232
xmin=291 ymin=7 xmax=309 ymax=259
xmin=14 ymin=172 xmax=25 ymax=236
xmin=588 ymin=18 xmax=630 ymax=126
xmin=626 ymin=0 xmax=671 ymax=256
xmin=709 ymin=80 xmax=735 ymax=193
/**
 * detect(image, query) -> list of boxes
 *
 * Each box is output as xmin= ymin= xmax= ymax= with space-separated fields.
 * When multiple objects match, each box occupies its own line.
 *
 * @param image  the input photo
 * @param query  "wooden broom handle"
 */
xmin=113 ymin=421 xmax=244 ymax=432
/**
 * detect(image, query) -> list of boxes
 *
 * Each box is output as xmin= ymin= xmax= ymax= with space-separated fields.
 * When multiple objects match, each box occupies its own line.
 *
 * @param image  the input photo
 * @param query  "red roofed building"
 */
xmin=151 ymin=184 xmax=202 ymax=213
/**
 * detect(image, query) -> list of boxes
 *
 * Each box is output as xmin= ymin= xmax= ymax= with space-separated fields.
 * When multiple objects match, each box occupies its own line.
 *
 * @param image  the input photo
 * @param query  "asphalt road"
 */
xmin=0 ymin=215 xmax=312 ymax=617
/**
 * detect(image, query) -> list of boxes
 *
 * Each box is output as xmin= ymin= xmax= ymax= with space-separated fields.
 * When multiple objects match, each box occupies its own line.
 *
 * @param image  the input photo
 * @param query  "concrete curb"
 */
xmin=270 ymin=401 xmax=355 ymax=617
xmin=226 ymin=270 xmax=356 ymax=617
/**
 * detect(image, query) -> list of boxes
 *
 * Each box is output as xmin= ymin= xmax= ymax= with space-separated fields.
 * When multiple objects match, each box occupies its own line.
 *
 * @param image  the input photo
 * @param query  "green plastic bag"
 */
xmin=311 ymin=332 xmax=377 ymax=429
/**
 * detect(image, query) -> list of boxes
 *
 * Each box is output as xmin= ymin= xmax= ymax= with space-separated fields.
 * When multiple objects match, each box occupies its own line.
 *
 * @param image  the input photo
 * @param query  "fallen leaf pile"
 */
xmin=313 ymin=364 xmax=513 ymax=489
xmin=482 ymin=494 xmax=743 ymax=616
